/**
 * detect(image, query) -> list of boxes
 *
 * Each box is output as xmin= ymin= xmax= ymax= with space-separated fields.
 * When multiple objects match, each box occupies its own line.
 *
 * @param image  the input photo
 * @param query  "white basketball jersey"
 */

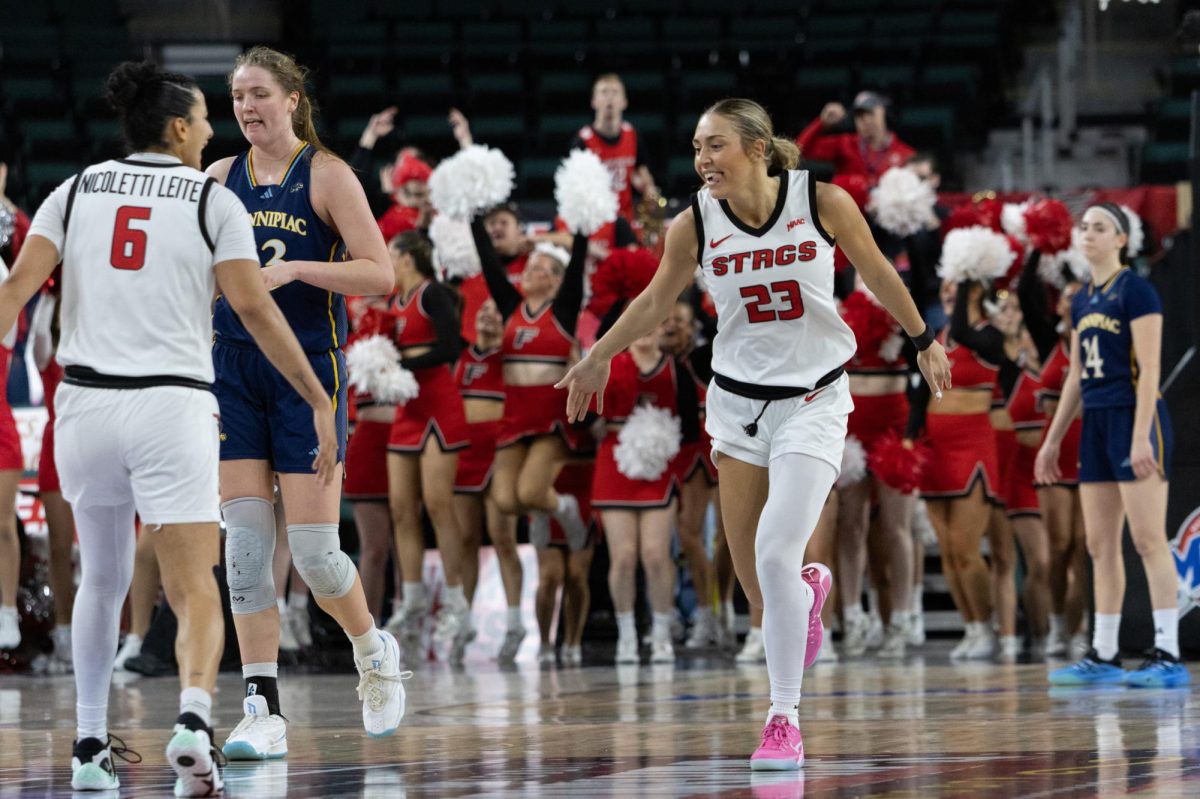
xmin=693 ymin=170 xmax=856 ymax=388
xmin=28 ymin=153 xmax=258 ymax=383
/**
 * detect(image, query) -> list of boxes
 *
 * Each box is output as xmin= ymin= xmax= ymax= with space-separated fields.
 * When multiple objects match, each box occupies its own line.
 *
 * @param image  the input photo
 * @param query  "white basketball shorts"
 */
xmin=705 ymin=372 xmax=854 ymax=473
xmin=55 ymin=384 xmax=221 ymax=525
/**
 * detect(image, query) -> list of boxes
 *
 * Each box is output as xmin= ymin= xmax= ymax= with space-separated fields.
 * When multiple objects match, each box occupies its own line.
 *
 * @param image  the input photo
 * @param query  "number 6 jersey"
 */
xmin=28 ymin=153 xmax=258 ymax=383
xmin=691 ymin=170 xmax=855 ymax=389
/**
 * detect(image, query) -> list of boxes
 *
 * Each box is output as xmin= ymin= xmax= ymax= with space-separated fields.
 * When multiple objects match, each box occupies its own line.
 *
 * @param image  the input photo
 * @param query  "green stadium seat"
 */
xmin=25 ymin=161 xmax=81 ymax=199
xmin=666 ymin=155 xmax=700 ymax=195
xmin=921 ymin=64 xmax=978 ymax=101
xmin=470 ymin=115 xmax=527 ymax=148
xmin=398 ymin=74 xmax=454 ymax=103
xmin=807 ymin=16 xmax=869 ymax=38
xmin=435 ymin=0 xmax=492 ymax=19
xmin=330 ymin=74 xmax=387 ymax=96
xmin=873 ymin=12 xmax=935 ymax=36
xmin=496 ymin=0 xmax=555 ymax=18
xmin=663 ymin=17 xmax=722 ymax=42
xmin=795 ymin=66 xmax=852 ymax=92
xmin=4 ymin=77 xmax=57 ymax=101
xmin=376 ymin=0 xmax=434 ymax=19
xmin=859 ymin=64 xmax=917 ymax=93
xmin=403 ymin=115 xmax=451 ymax=139
xmin=561 ymin=0 xmax=617 ymax=15
xmin=729 ymin=17 xmax=800 ymax=49
xmin=595 ymin=18 xmax=657 ymax=42
xmin=519 ymin=156 xmax=560 ymax=194
xmin=626 ymin=113 xmax=667 ymax=137
xmin=751 ymin=0 xmax=814 ymax=12
xmin=529 ymin=20 xmax=590 ymax=54
xmin=538 ymin=72 xmax=592 ymax=104
xmin=898 ymin=105 xmax=955 ymax=144
xmin=938 ymin=10 xmax=999 ymax=33
xmin=541 ymin=115 xmax=587 ymax=139
xmin=834 ymin=0 xmax=884 ymax=12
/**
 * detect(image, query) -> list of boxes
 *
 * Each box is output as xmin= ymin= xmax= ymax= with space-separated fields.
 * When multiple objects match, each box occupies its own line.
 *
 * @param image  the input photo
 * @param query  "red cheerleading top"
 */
xmin=392 ymin=282 xmax=438 ymax=348
xmin=502 ymin=302 xmax=575 ymax=368
xmin=603 ymin=352 xmax=679 ymax=422
xmin=1007 ymin=368 xmax=1046 ymax=431
xmin=1036 ymin=340 xmax=1070 ymax=407
xmin=455 ymin=344 xmax=506 ymax=402
xmin=943 ymin=327 xmax=1000 ymax=391
xmin=574 ymin=122 xmax=639 ymax=222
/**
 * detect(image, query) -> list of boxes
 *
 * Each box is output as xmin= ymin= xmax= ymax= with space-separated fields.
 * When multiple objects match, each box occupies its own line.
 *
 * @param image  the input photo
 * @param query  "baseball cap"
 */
xmin=853 ymin=91 xmax=888 ymax=112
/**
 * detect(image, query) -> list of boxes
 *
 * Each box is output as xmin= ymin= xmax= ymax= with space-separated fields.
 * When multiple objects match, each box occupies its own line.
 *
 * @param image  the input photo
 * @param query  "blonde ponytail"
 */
xmin=767 ymin=135 xmax=800 ymax=173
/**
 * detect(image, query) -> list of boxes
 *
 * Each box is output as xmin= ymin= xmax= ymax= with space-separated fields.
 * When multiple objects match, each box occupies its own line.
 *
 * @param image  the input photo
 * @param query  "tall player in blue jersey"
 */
xmin=1036 ymin=203 xmax=1188 ymax=688
xmin=205 ymin=47 xmax=404 ymax=758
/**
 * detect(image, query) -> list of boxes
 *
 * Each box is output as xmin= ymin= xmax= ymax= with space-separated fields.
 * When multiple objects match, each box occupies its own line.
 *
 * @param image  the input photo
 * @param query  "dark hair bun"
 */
xmin=105 ymin=61 xmax=162 ymax=113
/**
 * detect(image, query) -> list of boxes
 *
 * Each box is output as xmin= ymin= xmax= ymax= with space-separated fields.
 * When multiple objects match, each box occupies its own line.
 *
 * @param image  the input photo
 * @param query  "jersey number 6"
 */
xmin=111 ymin=205 xmax=152 ymax=271
xmin=740 ymin=280 xmax=805 ymax=324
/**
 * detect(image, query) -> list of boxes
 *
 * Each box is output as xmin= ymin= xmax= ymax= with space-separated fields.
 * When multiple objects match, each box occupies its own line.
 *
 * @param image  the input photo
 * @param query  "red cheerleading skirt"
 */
xmin=1005 ymin=441 xmax=1041 ymax=517
xmin=674 ymin=433 xmax=718 ymax=486
xmin=0 ymin=404 xmax=21 ymax=474
xmin=1047 ymin=418 xmax=1082 ymax=486
xmin=591 ymin=436 xmax=678 ymax=510
xmin=454 ymin=420 xmax=502 ymax=494
xmin=847 ymin=392 xmax=910 ymax=453
xmin=344 ymin=419 xmax=391 ymax=500
xmin=497 ymin=382 xmax=577 ymax=450
xmin=38 ymin=415 xmax=59 ymax=493
xmin=387 ymin=367 xmax=469 ymax=453
xmin=548 ymin=457 xmax=599 ymax=547
xmin=921 ymin=412 xmax=1000 ymax=501
xmin=994 ymin=428 xmax=1017 ymax=508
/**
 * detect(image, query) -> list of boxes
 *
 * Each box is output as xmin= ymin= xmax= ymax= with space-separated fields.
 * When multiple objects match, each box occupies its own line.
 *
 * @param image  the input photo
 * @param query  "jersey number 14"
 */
xmin=1081 ymin=336 xmax=1105 ymax=379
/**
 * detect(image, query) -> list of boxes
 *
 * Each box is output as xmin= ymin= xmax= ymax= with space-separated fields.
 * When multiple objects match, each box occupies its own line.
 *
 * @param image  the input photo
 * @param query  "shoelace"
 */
xmin=356 ymin=668 xmax=414 ymax=711
xmin=107 ymin=733 xmax=144 ymax=765
xmin=761 ymin=718 xmax=792 ymax=747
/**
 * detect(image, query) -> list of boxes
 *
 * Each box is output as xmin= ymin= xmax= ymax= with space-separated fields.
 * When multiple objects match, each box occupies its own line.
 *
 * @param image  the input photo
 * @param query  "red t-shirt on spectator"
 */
xmin=572 ymin=123 xmax=639 ymax=224
xmin=795 ymin=118 xmax=914 ymax=186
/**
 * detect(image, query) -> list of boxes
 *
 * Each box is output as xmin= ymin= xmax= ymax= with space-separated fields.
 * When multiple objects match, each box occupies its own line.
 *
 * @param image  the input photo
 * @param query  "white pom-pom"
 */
xmin=1038 ymin=230 xmax=1090 ymax=289
xmin=936 ymin=226 xmax=1015 ymax=284
xmin=879 ymin=332 xmax=904 ymax=363
xmin=429 ymin=214 xmax=481 ymax=280
xmin=554 ymin=149 xmax=619 ymax=235
xmin=614 ymin=405 xmax=682 ymax=480
xmin=868 ymin=167 xmax=937 ymax=237
xmin=1001 ymin=200 xmax=1031 ymax=244
xmin=836 ymin=435 xmax=868 ymax=488
xmin=428 ymin=144 xmax=515 ymax=220
xmin=344 ymin=334 xmax=420 ymax=404
xmin=1118 ymin=204 xmax=1145 ymax=257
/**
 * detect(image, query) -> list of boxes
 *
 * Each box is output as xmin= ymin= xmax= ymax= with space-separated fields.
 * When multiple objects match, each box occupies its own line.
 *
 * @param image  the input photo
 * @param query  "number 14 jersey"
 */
xmin=692 ymin=170 xmax=855 ymax=388
xmin=1071 ymin=266 xmax=1163 ymax=409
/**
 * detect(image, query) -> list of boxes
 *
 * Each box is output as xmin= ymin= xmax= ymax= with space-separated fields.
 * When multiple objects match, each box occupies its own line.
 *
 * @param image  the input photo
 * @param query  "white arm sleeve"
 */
xmin=204 ymin=184 xmax=260 ymax=267
xmin=26 ymin=175 xmax=77 ymax=256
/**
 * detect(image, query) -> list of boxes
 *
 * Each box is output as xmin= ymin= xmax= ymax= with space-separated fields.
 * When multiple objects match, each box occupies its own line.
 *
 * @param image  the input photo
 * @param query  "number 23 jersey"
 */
xmin=1071 ymin=266 xmax=1162 ymax=409
xmin=692 ymin=170 xmax=855 ymax=388
xmin=213 ymin=143 xmax=347 ymax=352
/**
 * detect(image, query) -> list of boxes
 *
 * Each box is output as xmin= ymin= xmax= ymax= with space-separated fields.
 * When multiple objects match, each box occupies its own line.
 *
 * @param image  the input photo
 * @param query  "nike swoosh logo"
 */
xmin=804 ymin=387 xmax=828 ymax=402
xmin=709 ymin=233 xmax=733 ymax=248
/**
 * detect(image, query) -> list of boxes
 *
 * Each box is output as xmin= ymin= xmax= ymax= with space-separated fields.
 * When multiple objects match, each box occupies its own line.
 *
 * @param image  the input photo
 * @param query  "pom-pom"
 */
xmin=936 ymin=226 xmax=1016 ymax=284
xmin=587 ymin=247 xmax=659 ymax=317
xmin=842 ymin=290 xmax=898 ymax=357
xmin=1023 ymin=199 xmax=1074 ymax=254
xmin=614 ymin=405 xmax=682 ymax=480
xmin=1001 ymin=201 xmax=1030 ymax=244
xmin=836 ymin=435 xmax=868 ymax=488
xmin=428 ymin=214 xmax=481 ymax=280
xmin=1118 ymin=204 xmax=1144 ymax=257
xmin=1038 ymin=228 xmax=1090 ymax=288
xmin=867 ymin=431 xmax=930 ymax=493
xmin=833 ymin=173 xmax=871 ymax=212
xmin=879 ymin=332 xmax=904 ymax=363
xmin=428 ymin=144 xmax=515 ymax=220
xmin=940 ymin=202 xmax=985 ymax=240
xmin=994 ymin=234 xmax=1026 ymax=292
xmin=554 ymin=149 xmax=619 ymax=235
xmin=974 ymin=197 xmax=1004 ymax=232
xmin=869 ymin=167 xmax=937 ymax=237
xmin=344 ymin=334 xmax=419 ymax=404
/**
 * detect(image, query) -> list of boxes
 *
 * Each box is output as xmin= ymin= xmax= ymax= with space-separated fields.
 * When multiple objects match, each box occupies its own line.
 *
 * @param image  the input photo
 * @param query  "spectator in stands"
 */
xmin=796 ymin=91 xmax=914 ymax=187
xmin=351 ymin=107 xmax=434 ymax=238
xmin=570 ymin=74 xmax=659 ymax=229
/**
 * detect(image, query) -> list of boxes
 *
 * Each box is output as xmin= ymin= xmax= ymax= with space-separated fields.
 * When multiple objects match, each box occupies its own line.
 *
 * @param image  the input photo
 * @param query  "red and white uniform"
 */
xmin=1036 ymin=341 xmax=1082 ymax=486
xmin=1002 ymin=368 xmax=1045 ymax=517
xmin=457 ymin=253 xmax=527 ymax=344
xmin=577 ymin=123 xmax=639 ymax=223
xmin=344 ymin=303 xmax=396 ymax=501
xmin=497 ymin=302 xmax=578 ymax=449
xmin=920 ymin=330 xmax=1001 ymax=500
xmin=453 ymin=345 xmax=505 ymax=493
xmin=387 ymin=282 xmax=469 ymax=453
xmin=843 ymin=293 xmax=909 ymax=458
xmin=547 ymin=453 xmax=599 ymax=547
xmin=592 ymin=352 xmax=680 ymax=509
xmin=0 ymin=345 xmax=22 ymax=473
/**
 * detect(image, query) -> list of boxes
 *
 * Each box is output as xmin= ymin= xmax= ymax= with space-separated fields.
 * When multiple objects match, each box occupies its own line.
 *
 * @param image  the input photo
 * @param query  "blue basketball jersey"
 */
xmin=1071 ymin=267 xmax=1162 ymax=409
xmin=214 ymin=143 xmax=347 ymax=352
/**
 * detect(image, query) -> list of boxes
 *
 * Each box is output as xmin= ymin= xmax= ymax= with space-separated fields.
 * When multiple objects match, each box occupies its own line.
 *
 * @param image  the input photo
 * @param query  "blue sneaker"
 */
xmin=1048 ymin=649 xmax=1125 ymax=685
xmin=1123 ymin=648 xmax=1191 ymax=688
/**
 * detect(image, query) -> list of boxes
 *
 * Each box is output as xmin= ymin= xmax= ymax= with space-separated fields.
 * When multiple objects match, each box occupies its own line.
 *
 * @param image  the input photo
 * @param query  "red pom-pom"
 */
xmin=940 ymin=202 xmax=985 ymax=240
xmin=975 ymin=197 xmax=1004 ymax=232
xmin=994 ymin=235 xmax=1025 ymax=292
xmin=347 ymin=305 xmax=397 ymax=344
xmin=586 ymin=247 xmax=659 ymax=318
xmin=598 ymin=351 xmax=640 ymax=417
xmin=832 ymin=173 xmax=870 ymax=212
xmin=1023 ymin=199 xmax=1074 ymax=254
xmin=867 ymin=431 xmax=930 ymax=493
xmin=841 ymin=291 xmax=897 ymax=354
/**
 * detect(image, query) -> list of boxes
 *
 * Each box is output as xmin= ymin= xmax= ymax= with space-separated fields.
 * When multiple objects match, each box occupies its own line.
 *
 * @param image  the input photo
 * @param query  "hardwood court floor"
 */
xmin=1 ymin=642 xmax=1197 ymax=797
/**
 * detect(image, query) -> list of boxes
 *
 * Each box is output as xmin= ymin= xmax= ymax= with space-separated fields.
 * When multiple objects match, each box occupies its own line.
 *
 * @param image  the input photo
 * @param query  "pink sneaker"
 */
xmin=800 ymin=563 xmax=832 ymax=668
xmin=750 ymin=715 xmax=804 ymax=770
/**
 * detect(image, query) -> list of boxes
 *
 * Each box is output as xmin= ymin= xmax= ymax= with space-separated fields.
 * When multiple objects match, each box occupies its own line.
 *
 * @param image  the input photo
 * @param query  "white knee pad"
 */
xmin=288 ymin=524 xmax=356 ymax=599
xmin=222 ymin=497 xmax=277 ymax=615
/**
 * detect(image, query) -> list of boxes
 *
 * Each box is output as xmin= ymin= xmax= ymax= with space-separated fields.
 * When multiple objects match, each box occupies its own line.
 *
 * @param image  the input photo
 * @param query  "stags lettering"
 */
xmin=711 ymin=242 xmax=818 ymax=276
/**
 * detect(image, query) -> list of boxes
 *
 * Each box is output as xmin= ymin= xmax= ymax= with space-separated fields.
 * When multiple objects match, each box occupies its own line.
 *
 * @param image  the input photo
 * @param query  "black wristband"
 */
xmin=910 ymin=325 xmax=935 ymax=352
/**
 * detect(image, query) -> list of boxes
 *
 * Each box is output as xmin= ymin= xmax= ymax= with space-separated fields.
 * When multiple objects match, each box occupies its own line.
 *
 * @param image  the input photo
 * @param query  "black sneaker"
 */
xmin=71 ymin=733 xmax=142 ymax=791
xmin=167 ymin=712 xmax=226 ymax=797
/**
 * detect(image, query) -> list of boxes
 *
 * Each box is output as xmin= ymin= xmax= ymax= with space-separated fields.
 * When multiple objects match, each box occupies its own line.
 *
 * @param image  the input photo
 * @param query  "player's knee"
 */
xmin=222 ymin=497 xmax=277 ymax=614
xmin=288 ymin=524 xmax=356 ymax=599
xmin=515 ymin=482 xmax=546 ymax=511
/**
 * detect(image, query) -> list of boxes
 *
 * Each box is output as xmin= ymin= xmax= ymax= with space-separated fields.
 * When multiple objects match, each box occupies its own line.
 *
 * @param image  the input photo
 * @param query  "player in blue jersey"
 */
xmin=205 ymin=47 xmax=405 ymax=757
xmin=1036 ymin=203 xmax=1188 ymax=688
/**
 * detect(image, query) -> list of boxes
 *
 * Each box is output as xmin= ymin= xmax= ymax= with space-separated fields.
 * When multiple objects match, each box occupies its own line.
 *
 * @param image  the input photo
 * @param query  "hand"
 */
xmin=916 ymin=341 xmax=951 ymax=399
xmin=359 ymin=107 xmax=397 ymax=149
xmin=448 ymin=108 xmax=473 ymax=149
xmin=1034 ymin=440 xmax=1061 ymax=485
xmin=587 ymin=240 xmax=611 ymax=262
xmin=261 ymin=263 xmax=298 ymax=291
xmin=820 ymin=102 xmax=846 ymax=128
xmin=555 ymin=355 xmax=611 ymax=423
xmin=1129 ymin=436 xmax=1158 ymax=480
xmin=310 ymin=404 xmax=339 ymax=485
xmin=901 ymin=438 xmax=914 ymax=450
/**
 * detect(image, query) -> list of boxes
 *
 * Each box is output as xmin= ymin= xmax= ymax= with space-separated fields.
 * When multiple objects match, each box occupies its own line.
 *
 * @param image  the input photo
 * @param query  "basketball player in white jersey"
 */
xmin=559 ymin=99 xmax=950 ymax=769
xmin=0 ymin=61 xmax=336 ymax=795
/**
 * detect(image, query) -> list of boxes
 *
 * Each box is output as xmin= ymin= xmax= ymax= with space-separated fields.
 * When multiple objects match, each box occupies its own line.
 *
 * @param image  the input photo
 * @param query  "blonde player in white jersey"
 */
xmin=559 ymin=98 xmax=951 ymax=769
xmin=0 ymin=61 xmax=337 ymax=796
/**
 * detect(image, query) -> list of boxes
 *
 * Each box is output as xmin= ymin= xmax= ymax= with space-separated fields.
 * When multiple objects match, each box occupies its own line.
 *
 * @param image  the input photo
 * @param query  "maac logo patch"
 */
xmin=1170 ymin=506 xmax=1200 ymax=618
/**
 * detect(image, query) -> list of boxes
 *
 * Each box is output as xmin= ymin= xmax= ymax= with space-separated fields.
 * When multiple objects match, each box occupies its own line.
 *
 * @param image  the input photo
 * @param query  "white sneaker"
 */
xmin=538 ymin=643 xmax=557 ymax=665
xmin=842 ymin=614 xmax=870 ymax=658
xmin=561 ymin=644 xmax=582 ymax=666
xmin=448 ymin=619 xmax=477 ymax=664
xmin=552 ymin=494 xmax=589 ymax=551
xmin=864 ymin=614 xmax=884 ymax=649
xmin=965 ymin=627 xmax=997 ymax=660
xmin=685 ymin=611 xmax=717 ymax=649
xmin=997 ymin=635 xmax=1021 ymax=663
xmin=735 ymin=629 xmax=766 ymax=664
xmin=1069 ymin=633 xmax=1090 ymax=659
xmin=814 ymin=640 xmax=839 ymax=664
xmin=385 ymin=599 xmax=428 ymax=653
xmin=355 ymin=630 xmax=411 ymax=738
xmin=0 ymin=609 xmax=21 ymax=649
xmin=615 ymin=634 xmax=640 ymax=664
xmin=907 ymin=611 xmax=927 ymax=647
xmin=114 ymin=634 xmax=143 ymax=671
xmin=71 ymin=735 xmax=131 ymax=791
xmin=433 ymin=595 xmax=471 ymax=646
xmin=528 ymin=512 xmax=550 ymax=549
xmin=278 ymin=614 xmax=300 ymax=652
xmin=289 ymin=606 xmax=312 ymax=648
xmin=1044 ymin=632 xmax=1067 ymax=657
xmin=877 ymin=623 xmax=908 ymax=659
xmin=950 ymin=628 xmax=976 ymax=660
xmin=650 ymin=635 xmax=675 ymax=664
xmin=223 ymin=696 xmax=288 ymax=760
xmin=167 ymin=719 xmax=223 ymax=797
xmin=497 ymin=624 xmax=526 ymax=663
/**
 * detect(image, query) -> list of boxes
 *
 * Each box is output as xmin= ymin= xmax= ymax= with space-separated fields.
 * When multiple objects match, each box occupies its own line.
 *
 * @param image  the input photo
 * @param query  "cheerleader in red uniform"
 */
xmin=0 ymin=260 xmax=22 ymax=649
xmin=909 ymin=278 xmax=1001 ymax=659
xmin=470 ymin=219 xmax=590 ymax=546
xmin=452 ymin=299 xmax=526 ymax=662
xmin=383 ymin=231 xmax=473 ymax=652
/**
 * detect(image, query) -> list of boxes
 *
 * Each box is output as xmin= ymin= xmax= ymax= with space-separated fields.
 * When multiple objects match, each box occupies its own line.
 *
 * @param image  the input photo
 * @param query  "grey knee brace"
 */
xmin=222 ymin=497 xmax=277 ymax=614
xmin=288 ymin=524 xmax=356 ymax=599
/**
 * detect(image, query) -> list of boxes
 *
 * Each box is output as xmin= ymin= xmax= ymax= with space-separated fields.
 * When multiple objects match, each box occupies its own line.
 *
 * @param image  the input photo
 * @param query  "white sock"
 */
xmin=891 ymin=610 xmax=911 ymax=630
xmin=1049 ymin=613 xmax=1065 ymax=640
xmin=651 ymin=612 xmax=672 ymax=640
xmin=275 ymin=597 xmax=288 ymax=615
xmin=1152 ymin=608 xmax=1179 ymax=658
xmin=746 ymin=626 xmax=763 ymax=642
xmin=866 ymin=588 xmax=881 ymax=618
xmin=555 ymin=494 xmax=572 ymax=516
xmin=844 ymin=604 xmax=865 ymax=626
xmin=288 ymin=591 xmax=309 ymax=611
xmin=444 ymin=585 xmax=466 ymax=608
xmin=1093 ymin=613 xmax=1120 ymax=661
xmin=506 ymin=607 xmax=522 ymax=629
xmin=911 ymin=589 xmax=923 ymax=613
xmin=616 ymin=611 xmax=636 ymax=641
xmin=722 ymin=600 xmax=735 ymax=626
xmin=766 ymin=701 xmax=799 ymax=728
xmin=403 ymin=582 xmax=426 ymax=608
xmin=242 ymin=662 xmax=278 ymax=680
xmin=0 ymin=606 xmax=16 ymax=620
xmin=694 ymin=606 xmax=713 ymax=623
xmin=53 ymin=624 xmax=71 ymax=650
xmin=348 ymin=625 xmax=384 ymax=661
xmin=179 ymin=687 xmax=212 ymax=726
xmin=77 ymin=702 xmax=107 ymax=741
